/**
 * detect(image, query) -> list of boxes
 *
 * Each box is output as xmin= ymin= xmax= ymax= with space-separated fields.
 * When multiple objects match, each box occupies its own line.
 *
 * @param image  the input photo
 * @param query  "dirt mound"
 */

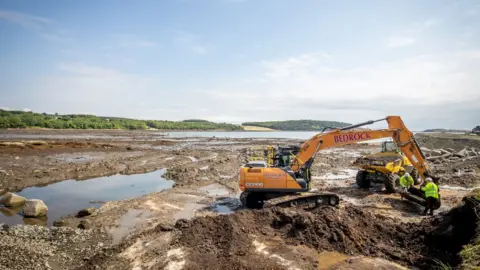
xmin=172 ymin=206 xmax=435 ymax=269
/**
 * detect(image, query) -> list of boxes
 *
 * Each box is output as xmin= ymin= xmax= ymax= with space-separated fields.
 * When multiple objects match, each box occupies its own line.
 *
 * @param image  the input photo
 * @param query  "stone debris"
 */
xmin=1 ymin=192 xmax=27 ymax=207
xmin=0 ymin=224 xmax=109 ymax=270
xmin=77 ymin=207 xmax=96 ymax=218
xmin=78 ymin=220 xmax=91 ymax=230
xmin=23 ymin=199 xmax=48 ymax=217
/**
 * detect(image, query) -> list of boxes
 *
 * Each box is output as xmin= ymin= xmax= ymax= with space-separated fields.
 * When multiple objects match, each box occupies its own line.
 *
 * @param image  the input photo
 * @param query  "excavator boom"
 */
xmin=292 ymin=116 xmax=431 ymax=181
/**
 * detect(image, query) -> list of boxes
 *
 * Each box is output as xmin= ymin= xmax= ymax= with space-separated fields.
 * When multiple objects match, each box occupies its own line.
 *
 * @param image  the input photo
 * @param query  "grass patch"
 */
xmin=432 ymin=258 xmax=453 ymax=270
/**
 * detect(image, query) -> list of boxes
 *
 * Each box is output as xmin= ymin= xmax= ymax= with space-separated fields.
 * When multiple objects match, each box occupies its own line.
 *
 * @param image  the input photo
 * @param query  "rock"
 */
xmin=446 ymin=148 xmax=455 ymax=153
xmin=156 ymin=223 xmax=174 ymax=231
xmin=430 ymin=150 xmax=443 ymax=157
xmin=126 ymin=146 xmax=133 ymax=151
xmin=0 ymin=192 xmax=27 ymax=207
xmin=53 ymin=220 xmax=69 ymax=227
xmin=1 ymin=224 xmax=9 ymax=231
xmin=22 ymin=199 xmax=48 ymax=217
xmin=420 ymin=147 xmax=432 ymax=152
xmin=78 ymin=220 xmax=91 ymax=230
xmin=77 ymin=207 xmax=96 ymax=218
xmin=454 ymin=148 xmax=468 ymax=158
xmin=425 ymin=153 xmax=432 ymax=158
xmin=439 ymin=149 xmax=451 ymax=155
xmin=427 ymin=153 xmax=453 ymax=162
xmin=175 ymin=219 xmax=190 ymax=229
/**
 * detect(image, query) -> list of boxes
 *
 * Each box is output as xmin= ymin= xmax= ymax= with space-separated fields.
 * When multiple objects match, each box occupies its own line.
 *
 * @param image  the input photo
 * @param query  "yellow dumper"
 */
xmin=354 ymin=141 xmax=419 ymax=193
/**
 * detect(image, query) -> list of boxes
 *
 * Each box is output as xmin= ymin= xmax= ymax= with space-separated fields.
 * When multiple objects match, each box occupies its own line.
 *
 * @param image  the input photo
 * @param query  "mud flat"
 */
xmin=0 ymin=130 xmax=478 ymax=269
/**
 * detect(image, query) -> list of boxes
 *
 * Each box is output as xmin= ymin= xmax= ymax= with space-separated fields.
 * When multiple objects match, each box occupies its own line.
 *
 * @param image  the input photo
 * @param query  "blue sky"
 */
xmin=1 ymin=0 xmax=479 ymax=130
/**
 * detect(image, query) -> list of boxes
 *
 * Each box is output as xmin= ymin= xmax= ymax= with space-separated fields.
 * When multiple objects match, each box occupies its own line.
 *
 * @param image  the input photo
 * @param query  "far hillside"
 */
xmin=0 ymin=109 xmax=241 ymax=130
xmin=241 ymin=120 xmax=351 ymax=131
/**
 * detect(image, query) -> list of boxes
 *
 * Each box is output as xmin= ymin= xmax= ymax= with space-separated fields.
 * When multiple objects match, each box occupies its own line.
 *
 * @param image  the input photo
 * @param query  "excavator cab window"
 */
xmin=382 ymin=141 xmax=400 ymax=153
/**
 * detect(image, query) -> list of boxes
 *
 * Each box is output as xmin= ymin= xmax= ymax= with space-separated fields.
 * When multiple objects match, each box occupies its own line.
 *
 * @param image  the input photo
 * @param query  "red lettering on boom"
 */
xmin=334 ymin=132 xmax=372 ymax=144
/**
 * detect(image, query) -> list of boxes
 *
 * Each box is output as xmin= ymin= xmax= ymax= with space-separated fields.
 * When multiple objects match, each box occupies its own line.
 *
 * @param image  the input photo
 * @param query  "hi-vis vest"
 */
xmin=422 ymin=182 xmax=439 ymax=199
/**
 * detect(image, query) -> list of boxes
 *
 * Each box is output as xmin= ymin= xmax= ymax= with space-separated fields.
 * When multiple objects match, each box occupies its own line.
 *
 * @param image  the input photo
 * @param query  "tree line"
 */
xmin=0 ymin=110 xmax=241 ymax=130
xmin=242 ymin=120 xmax=351 ymax=131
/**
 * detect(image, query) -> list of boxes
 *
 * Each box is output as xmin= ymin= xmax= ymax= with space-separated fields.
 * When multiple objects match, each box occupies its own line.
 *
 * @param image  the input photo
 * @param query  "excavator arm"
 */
xmin=291 ymin=116 xmax=432 ymax=181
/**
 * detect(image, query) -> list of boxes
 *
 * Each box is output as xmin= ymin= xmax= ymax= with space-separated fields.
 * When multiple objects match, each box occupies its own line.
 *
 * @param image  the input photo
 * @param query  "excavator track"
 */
xmin=263 ymin=192 xmax=340 ymax=209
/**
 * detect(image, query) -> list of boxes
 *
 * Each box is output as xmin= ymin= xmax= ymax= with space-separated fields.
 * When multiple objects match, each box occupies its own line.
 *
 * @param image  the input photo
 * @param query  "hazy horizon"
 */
xmin=1 ymin=0 xmax=479 ymax=131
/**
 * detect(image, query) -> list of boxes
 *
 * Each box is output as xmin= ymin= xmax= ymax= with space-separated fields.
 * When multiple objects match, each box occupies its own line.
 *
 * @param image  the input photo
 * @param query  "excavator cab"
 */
xmin=381 ymin=141 xmax=400 ymax=153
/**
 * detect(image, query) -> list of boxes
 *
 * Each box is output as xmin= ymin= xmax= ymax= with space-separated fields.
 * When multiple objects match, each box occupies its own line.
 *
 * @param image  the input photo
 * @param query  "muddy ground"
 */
xmin=0 ymin=130 xmax=479 ymax=270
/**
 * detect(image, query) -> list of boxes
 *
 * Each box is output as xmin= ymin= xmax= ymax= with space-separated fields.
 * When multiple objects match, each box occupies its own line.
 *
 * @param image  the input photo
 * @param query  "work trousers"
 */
xmin=423 ymin=197 xmax=438 ymax=215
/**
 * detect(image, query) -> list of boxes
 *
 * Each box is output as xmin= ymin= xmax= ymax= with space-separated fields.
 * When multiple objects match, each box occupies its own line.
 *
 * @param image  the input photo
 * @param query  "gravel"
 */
xmin=0 ymin=223 xmax=110 ymax=270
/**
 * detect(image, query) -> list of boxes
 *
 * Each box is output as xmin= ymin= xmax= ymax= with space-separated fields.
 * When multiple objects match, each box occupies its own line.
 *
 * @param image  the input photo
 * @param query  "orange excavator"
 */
xmin=239 ymin=116 xmax=434 ymax=209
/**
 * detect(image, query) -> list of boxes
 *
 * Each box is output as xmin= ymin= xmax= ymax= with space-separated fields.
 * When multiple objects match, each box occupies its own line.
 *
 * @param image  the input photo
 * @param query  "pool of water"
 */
xmin=0 ymin=169 xmax=174 ymax=226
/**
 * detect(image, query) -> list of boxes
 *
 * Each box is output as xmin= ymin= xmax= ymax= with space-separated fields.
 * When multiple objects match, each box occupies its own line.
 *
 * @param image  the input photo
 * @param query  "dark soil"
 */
xmin=77 ymin=199 xmax=480 ymax=270
xmin=171 ymin=206 xmax=442 ymax=269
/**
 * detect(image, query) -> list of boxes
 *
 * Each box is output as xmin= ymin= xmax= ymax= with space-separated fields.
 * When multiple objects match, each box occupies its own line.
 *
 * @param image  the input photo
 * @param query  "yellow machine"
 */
xmin=239 ymin=116 xmax=433 ymax=209
xmin=353 ymin=141 xmax=420 ymax=193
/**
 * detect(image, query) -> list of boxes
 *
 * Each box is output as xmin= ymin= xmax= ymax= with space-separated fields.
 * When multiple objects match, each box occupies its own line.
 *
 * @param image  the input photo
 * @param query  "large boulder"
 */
xmin=0 ymin=192 xmax=26 ymax=207
xmin=22 ymin=199 xmax=48 ymax=217
xmin=430 ymin=150 xmax=443 ymax=157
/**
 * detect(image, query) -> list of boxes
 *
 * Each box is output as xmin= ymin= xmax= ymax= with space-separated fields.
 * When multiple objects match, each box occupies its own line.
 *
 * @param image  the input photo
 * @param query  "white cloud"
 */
xmin=191 ymin=45 xmax=208 ymax=54
xmin=174 ymin=30 xmax=212 ymax=54
xmin=8 ymin=48 xmax=480 ymax=130
xmin=119 ymin=39 xmax=158 ymax=48
xmin=201 ymin=50 xmax=480 ymax=129
xmin=386 ymin=36 xmax=416 ymax=47
xmin=0 ymin=10 xmax=70 ymax=43
xmin=26 ymin=63 xmax=166 ymax=117
xmin=422 ymin=18 xmax=440 ymax=29
xmin=467 ymin=5 xmax=479 ymax=16
xmin=261 ymin=53 xmax=330 ymax=78
xmin=0 ymin=10 xmax=54 ymax=29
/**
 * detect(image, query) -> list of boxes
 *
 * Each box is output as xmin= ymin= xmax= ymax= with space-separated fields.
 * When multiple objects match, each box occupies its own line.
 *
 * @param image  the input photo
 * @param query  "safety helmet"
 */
xmin=404 ymin=172 xmax=410 ymax=177
xmin=426 ymin=177 xmax=433 ymax=182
